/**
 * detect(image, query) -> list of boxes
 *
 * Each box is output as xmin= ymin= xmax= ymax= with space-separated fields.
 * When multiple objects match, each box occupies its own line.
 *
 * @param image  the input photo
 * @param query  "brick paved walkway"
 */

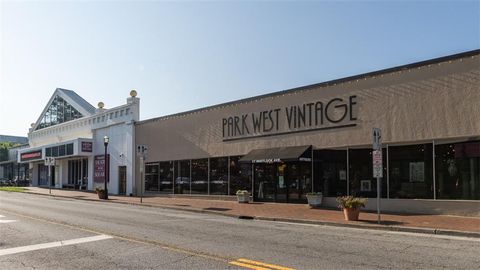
xmin=18 ymin=187 xmax=480 ymax=235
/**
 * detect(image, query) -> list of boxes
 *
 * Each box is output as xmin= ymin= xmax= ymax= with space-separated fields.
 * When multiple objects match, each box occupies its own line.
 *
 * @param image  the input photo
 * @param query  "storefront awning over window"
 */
xmin=239 ymin=145 xmax=312 ymax=163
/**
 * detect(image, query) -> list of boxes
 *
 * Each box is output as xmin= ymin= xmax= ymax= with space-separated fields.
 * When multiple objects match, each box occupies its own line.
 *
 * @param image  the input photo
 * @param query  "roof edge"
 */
xmin=137 ymin=49 xmax=480 ymax=125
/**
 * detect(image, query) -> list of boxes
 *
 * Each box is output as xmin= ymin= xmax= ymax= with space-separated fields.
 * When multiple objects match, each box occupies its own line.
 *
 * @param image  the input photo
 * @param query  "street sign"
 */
xmin=137 ymin=144 xmax=148 ymax=203
xmin=372 ymin=150 xmax=383 ymax=178
xmin=44 ymin=157 xmax=55 ymax=166
xmin=373 ymin=128 xmax=382 ymax=150
xmin=372 ymin=127 xmax=383 ymax=225
xmin=136 ymin=145 xmax=148 ymax=157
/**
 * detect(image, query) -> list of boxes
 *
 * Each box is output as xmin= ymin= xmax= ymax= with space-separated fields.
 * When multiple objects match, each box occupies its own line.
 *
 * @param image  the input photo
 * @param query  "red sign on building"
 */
xmin=94 ymin=154 xmax=110 ymax=183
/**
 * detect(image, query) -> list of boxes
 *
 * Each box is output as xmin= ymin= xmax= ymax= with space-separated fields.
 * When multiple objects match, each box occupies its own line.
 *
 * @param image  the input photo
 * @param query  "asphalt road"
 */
xmin=0 ymin=192 xmax=478 ymax=270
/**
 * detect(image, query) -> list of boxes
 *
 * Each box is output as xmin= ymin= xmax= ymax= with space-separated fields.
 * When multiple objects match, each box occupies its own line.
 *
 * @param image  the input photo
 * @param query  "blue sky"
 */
xmin=1 ymin=1 xmax=479 ymax=136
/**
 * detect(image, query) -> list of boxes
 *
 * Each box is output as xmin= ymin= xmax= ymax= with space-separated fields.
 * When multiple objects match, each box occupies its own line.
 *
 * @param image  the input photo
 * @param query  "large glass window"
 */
xmin=38 ymin=164 xmax=48 ymax=186
xmin=67 ymin=158 xmax=88 ymax=187
xmin=159 ymin=161 xmax=174 ymax=193
xmin=145 ymin=163 xmax=159 ymax=191
xmin=229 ymin=156 xmax=252 ymax=195
xmin=286 ymin=162 xmax=312 ymax=202
xmin=191 ymin=159 xmax=208 ymax=194
xmin=210 ymin=157 xmax=228 ymax=195
xmin=435 ymin=141 xmax=479 ymax=200
xmin=349 ymin=148 xmax=387 ymax=198
xmin=388 ymin=144 xmax=433 ymax=199
xmin=174 ymin=160 xmax=190 ymax=194
xmin=313 ymin=150 xmax=347 ymax=197
xmin=36 ymin=96 xmax=83 ymax=130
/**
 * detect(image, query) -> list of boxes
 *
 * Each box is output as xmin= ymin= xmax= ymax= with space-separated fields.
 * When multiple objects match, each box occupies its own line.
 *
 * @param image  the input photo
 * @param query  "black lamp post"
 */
xmin=103 ymin=135 xmax=109 ymax=200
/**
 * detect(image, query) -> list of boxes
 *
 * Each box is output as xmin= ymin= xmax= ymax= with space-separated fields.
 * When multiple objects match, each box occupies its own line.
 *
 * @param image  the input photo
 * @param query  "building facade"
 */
xmin=18 ymin=88 xmax=139 ymax=195
xmin=0 ymin=143 xmax=29 ymax=183
xmin=134 ymin=50 xmax=480 ymax=216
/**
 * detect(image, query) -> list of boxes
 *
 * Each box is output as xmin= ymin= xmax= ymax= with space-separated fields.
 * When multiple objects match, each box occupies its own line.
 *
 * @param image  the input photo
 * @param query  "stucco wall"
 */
xmin=136 ymin=55 xmax=480 ymax=163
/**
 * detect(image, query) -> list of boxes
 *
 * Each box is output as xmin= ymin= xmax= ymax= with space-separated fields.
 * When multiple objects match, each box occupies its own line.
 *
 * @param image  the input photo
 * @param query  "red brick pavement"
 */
xmin=19 ymin=187 xmax=480 ymax=235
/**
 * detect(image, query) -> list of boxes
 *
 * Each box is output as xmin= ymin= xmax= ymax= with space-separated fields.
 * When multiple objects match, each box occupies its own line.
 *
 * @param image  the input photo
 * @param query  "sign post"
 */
xmin=372 ymin=128 xmax=382 ymax=224
xmin=45 ymin=157 xmax=55 ymax=195
xmin=137 ymin=145 xmax=148 ymax=203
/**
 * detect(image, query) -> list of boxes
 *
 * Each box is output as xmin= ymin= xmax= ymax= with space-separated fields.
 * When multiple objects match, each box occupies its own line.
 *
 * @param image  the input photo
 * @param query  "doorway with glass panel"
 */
xmin=67 ymin=158 xmax=88 ymax=190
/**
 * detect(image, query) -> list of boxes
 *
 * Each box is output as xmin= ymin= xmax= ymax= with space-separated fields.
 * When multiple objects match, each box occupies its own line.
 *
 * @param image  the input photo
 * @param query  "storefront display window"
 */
xmin=159 ymin=161 xmax=174 ymax=193
xmin=209 ymin=157 xmax=228 ymax=195
xmin=191 ymin=159 xmax=208 ymax=194
xmin=435 ymin=141 xmax=479 ymax=200
xmin=174 ymin=160 xmax=190 ymax=194
xmin=349 ymin=148 xmax=387 ymax=198
xmin=145 ymin=163 xmax=159 ymax=191
xmin=229 ymin=156 xmax=251 ymax=195
xmin=388 ymin=144 xmax=433 ymax=199
xmin=313 ymin=150 xmax=347 ymax=197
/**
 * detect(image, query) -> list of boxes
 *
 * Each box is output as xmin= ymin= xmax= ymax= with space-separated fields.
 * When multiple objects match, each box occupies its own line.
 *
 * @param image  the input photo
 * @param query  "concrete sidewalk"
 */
xmin=16 ymin=187 xmax=480 ymax=238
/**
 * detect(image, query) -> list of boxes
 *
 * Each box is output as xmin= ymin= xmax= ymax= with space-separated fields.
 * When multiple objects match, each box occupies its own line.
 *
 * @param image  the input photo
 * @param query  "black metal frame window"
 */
xmin=209 ymin=157 xmax=228 ymax=195
xmin=36 ymin=95 xmax=83 ymax=130
xmin=191 ymin=159 xmax=208 ymax=194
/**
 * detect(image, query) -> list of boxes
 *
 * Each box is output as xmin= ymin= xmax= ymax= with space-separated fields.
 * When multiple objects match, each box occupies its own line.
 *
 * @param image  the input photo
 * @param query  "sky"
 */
xmin=0 ymin=1 xmax=479 ymax=137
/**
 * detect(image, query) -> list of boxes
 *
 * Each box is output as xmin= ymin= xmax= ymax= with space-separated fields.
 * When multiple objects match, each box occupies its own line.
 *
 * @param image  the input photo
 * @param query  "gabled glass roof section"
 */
xmin=36 ymin=95 xmax=83 ymax=130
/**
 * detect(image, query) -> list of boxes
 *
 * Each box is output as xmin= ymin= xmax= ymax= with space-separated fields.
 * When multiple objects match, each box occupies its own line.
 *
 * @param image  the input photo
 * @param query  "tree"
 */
xmin=0 ymin=142 xmax=18 ymax=162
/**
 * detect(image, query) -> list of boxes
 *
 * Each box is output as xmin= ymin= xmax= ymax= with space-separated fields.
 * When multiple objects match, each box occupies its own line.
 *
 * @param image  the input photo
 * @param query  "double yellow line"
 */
xmin=229 ymin=258 xmax=295 ymax=270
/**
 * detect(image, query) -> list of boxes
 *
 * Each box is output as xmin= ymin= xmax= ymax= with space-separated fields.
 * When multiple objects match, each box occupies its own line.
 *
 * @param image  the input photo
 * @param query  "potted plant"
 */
xmin=336 ymin=196 xmax=367 ymax=221
xmin=306 ymin=192 xmax=323 ymax=208
xmin=236 ymin=190 xmax=250 ymax=203
xmin=95 ymin=187 xmax=107 ymax=200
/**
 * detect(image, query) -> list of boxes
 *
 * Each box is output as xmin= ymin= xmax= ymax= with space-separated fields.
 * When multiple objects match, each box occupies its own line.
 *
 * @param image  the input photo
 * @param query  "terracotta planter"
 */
xmin=97 ymin=190 xmax=107 ymax=200
xmin=343 ymin=207 xmax=360 ymax=221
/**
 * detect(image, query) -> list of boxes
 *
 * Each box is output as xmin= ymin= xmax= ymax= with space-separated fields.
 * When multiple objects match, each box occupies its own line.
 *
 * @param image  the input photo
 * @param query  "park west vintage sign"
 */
xmin=222 ymin=95 xmax=358 ymax=141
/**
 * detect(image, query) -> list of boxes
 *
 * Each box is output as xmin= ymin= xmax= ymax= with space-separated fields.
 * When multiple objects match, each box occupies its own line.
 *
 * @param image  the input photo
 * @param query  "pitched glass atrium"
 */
xmin=36 ymin=96 xmax=83 ymax=130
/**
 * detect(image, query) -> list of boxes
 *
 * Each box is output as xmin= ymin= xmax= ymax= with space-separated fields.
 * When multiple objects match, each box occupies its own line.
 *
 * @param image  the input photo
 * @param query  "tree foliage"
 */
xmin=0 ymin=142 xmax=19 ymax=162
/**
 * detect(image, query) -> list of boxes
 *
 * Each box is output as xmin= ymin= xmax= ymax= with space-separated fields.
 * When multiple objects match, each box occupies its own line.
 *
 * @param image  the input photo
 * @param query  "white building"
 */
xmin=18 ymin=88 xmax=139 ymax=195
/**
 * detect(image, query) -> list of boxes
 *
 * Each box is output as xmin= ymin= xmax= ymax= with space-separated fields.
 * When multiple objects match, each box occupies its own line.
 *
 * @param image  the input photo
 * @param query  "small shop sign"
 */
xmin=94 ymin=154 xmax=109 ymax=183
xmin=20 ymin=150 xmax=42 ymax=162
xmin=81 ymin=142 xmax=93 ymax=152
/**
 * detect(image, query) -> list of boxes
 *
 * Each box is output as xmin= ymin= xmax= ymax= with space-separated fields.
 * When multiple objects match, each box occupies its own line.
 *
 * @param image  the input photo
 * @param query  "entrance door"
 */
xmin=119 ymin=166 xmax=126 ymax=195
xmin=254 ymin=163 xmax=288 ymax=203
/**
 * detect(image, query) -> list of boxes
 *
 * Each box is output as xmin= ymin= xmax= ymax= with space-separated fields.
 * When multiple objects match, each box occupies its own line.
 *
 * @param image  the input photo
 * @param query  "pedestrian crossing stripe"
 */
xmin=229 ymin=258 xmax=295 ymax=270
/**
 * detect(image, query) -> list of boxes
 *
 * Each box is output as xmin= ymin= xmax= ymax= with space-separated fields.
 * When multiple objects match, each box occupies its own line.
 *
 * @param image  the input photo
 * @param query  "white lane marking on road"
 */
xmin=0 ymin=214 xmax=17 ymax=223
xmin=0 ymin=234 xmax=113 ymax=256
xmin=0 ymin=220 xmax=17 ymax=223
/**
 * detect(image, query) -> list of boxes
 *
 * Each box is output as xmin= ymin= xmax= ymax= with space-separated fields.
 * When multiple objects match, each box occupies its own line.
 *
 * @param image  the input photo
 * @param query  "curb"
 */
xmin=20 ymin=190 xmax=480 ymax=239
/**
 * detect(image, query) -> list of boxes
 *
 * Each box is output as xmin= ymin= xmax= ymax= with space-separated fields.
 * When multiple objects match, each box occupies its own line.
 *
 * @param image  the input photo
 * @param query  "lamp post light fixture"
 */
xmin=103 ymin=135 xmax=109 ymax=200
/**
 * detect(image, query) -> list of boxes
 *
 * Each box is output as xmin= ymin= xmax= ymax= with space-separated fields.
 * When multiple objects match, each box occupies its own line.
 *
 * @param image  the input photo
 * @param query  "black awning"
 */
xmin=239 ymin=145 xmax=312 ymax=163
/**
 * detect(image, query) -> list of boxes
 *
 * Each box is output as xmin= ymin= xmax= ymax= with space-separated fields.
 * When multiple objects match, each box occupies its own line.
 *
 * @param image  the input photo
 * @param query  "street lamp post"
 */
xmin=104 ymin=136 xmax=109 ymax=200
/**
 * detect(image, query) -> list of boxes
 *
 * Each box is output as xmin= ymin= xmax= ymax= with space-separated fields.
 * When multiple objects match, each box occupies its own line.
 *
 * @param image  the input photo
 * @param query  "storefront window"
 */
xmin=287 ymin=162 xmax=311 ymax=202
xmin=38 ymin=164 xmax=48 ymax=186
xmin=229 ymin=156 xmax=251 ymax=195
xmin=388 ymin=144 xmax=433 ymax=199
xmin=435 ymin=141 xmax=479 ymax=200
xmin=349 ymin=148 xmax=387 ymax=198
xmin=174 ymin=160 xmax=190 ymax=194
xmin=191 ymin=159 xmax=208 ymax=194
xmin=209 ymin=157 xmax=228 ymax=195
xmin=145 ymin=163 xmax=159 ymax=191
xmin=313 ymin=150 xmax=347 ymax=197
xmin=159 ymin=161 xmax=174 ymax=193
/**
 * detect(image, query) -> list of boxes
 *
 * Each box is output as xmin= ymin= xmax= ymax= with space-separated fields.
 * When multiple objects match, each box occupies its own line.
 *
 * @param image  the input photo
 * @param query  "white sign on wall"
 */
xmin=372 ymin=150 xmax=383 ymax=178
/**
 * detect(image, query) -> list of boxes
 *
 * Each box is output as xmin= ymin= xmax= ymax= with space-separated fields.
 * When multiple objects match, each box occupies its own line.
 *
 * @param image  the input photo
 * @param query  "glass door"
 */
xmin=254 ymin=164 xmax=277 ymax=201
